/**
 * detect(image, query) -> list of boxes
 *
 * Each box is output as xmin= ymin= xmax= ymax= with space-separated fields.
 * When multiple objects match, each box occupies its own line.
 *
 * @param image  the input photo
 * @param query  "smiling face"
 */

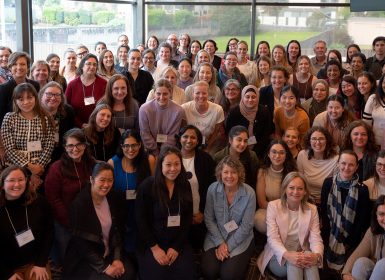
xmin=95 ymin=44 xmax=106 ymax=55
xmin=270 ymin=70 xmax=286 ymax=91
xmin=180 ymin=128 xmax=198 ymax=153
xmin=280 ymin=90 xmax=297 ymax=112
xmin=159 ymin=47 xmax=171 ymax=63
xmin=258 ymin=60 xmax=270 ymax=75
xmin=3 ymin=169 xmax=27 ymax=200
xmin=198 ymin=52 xmax=210 ymax=64
xmin=221 ymin=164 xmax=239 ymax=189
xmin=273 ymin=47 xmax=284 ymax=63
xmin=122 ymin=136 xmax=141 ymax=160
xmin=326 ymin=64 xmax=340 ymax=81
xmin=288 ymin=42 xmax=300 ymax=59
xmin=350 ymin=125 xmax=368 ymax=149
xmin=95 ymin=108 xmax=112 ymax=131
xmin=178 ymin=60 xmax=192 ymax=80
xmin=129 ymin=51 xmax=141 ymax=71
xmin=285 ymin=177 xmax=306 ymax=207
xmin=112 ymin=78 xmax=128 ymax=102
xmin=224 ymin=54 xmax=237 ymax=71
xmin=268 ymin=144 xmax=286 ymax=169
xmin=237 ymin=43 xmax=248 ymax=60
xmin=376 ymin=157 xmax=385 ymax=180
xmin=91 ymin=169 xmax=114 ymax=198
xmin=341 ymin=81 xmax=355 ymax=97
xmin=163 ymin=70 xmax=177 ymax=86
xmin=0 ymin=48 xmax=11 ymax=68
xmin=198 ymin=65 xmax=212 ymax=83
xmin=351 ymin=56 xmax=364 ymax=72
xmin=16 ymin=91 xmax=35 ymax=115
xmin=82 ymin=57 xmax=97 ymax=77
xmin=162 ymin=153 xmax=181 ymax=183
xmin=327 ymin=100 xmax=344 ymax=121
xmin=147 ymin=37 xmax=158 ymax=50
xmin=32 ymin=64 xmax=49 ymax=83
xmin=142 ymin=52 xmax=155 ymax=69
xmin=312 ymin=82 xmax=328 ymax=102
xmin=347 ymin=46 xmax=359 ymax=59
xmin=297 ymin=58 xmax=310 ymax=74
xmin=65 ymin=52 xmax=76 ymax=67
xmin=242 ymin=91 xmax=258 ymax=109
xmin=224 ymin=83 xmax=240 ymax=102
xmin=258 ymin=43 xmax=269 ymax=56
xmin=118 ymin=47 xmax=128 ymax=63
xmin=193 ymin=84 xmax=209 ymax=106
xmin=65 ymin=136 xmax=86 ymax=162
xmin=190 ymin=42 xmax=201 ymax=55
xmin=338 ymin=153 xmax=358 ymax=181
xmin=357 ymin=76 xmax=372 ymax=96
xmin=155 ymin=86 xmax=170 ymax=107
xmin=283 ymin=129 xmax=300 ymax=150
xmin=204 ymin=42 xmax=216 ymax=56
xmin=11 ymin=57 xmax=28 ymax=80
xmin=102 ymin=51 xmax=114 ymax=69
xmin=42 ymin=86 xmax=62 ymax=112
xmin=376 ymin=204 xmax=385 ymax=231
xmin=229 ymin=132 xmax=248 ymax=155
xmin=310 ymin=131 xmax=327 ymax=155
xmin=48 ymin=56 xmax=60 ymax=72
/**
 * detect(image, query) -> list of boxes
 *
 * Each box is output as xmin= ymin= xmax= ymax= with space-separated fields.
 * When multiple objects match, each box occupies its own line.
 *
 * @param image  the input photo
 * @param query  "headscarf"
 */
xmin=239 ymin=85 xmax=259 ymax=137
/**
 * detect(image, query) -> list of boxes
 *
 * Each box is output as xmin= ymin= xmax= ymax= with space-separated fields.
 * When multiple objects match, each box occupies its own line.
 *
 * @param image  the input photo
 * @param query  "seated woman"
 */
xmin=135 ymin=146 xmax=194 ymax=280
xmin=255 ymin=140 xmax=297 ymax=234
xmin=0 ymin=165 xmax=53 ymax=280
xmin=297 ymin=126 xmax=338 ymax=203
xmin=321 ymin=150 xmax=371 ymax=271
xmin=201 ymin=156 xmax=256 ymax=280
xmin=214 ymin=125 xmax=259 ymax=187
xmin=340 ymin=75 xmax=364 ymax=119
xmin=257 ymin=172 xmax=323 ymax=279
xmin=302 ymin=79 xmax=329 ymax=125
xmin=139 ymin=79 xmax=185 ymax=156
xmin=342 ymin=195 xmax=385 ymax=280
xmin=45 ymin=128 xmax=96 ymax=268
xmin=218 ymin=79 xmax=242 ymax=118
xmin=364 ymin=150 xmax=385 ymax=201
xmin=342 ymin=120 xmax=378 ymax=182
xmin=176 ymin=125 xmax=216 ymax=249
xmin=83 ymin=103 xmax=121 ymax=162
xmin=64 ymin=162 xmax=135 ymax=280
xmin=282 ymin=127 xmax=301 ymax=159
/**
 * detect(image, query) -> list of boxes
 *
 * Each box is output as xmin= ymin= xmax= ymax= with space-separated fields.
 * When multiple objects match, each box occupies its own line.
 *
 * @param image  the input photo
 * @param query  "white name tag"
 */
xmin=15 ymin=229 xmax=35 ymax=247
xmin=202 ymin=136 xmax=206 ymax=145
xmin=224 ymin=220 xmax=238 ymax=233
xmin=126 ymin=190 xmax=136 ymax=200
xmin=84 ymin=96 xmax=95 ymax=106
xmin=54 ymin=132 xmax=60 ymax=143
xmin=247 ymin=136 xmax=257 ymax=145
xmin=167 ymin=215 xmax=181 ymax=227
xmin=27 ymin=141 xmax=42 ymax=152
xmin=156 ymin=134 xmax=168 ymax=143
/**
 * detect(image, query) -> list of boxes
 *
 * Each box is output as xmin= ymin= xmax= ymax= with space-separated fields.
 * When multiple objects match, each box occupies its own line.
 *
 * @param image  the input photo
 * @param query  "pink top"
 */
xmin=94 ymin=197 xmax=112 ymax=257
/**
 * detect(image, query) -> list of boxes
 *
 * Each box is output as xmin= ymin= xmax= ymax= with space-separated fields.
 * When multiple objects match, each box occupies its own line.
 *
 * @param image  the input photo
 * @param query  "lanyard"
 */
xmin=82 ymin=80 xmax=95 ymax=99
xmin=4 ymin=205 xmax=30 ymax=234
xmin=167 ymin=197 xmax=181 ymax=216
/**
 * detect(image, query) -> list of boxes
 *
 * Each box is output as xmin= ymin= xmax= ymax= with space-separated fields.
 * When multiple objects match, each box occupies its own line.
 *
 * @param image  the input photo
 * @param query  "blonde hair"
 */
xmin=280 ymin=171 xmax=310 ymax=210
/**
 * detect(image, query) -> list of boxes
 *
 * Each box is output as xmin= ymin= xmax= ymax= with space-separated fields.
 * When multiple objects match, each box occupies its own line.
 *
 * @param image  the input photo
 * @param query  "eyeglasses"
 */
xmin=44 ymin=92 xmax=61 ymax=99
xmin=84 ymin=62 xmax=97 ymax=67
xmin=77 ymin=51 xmax=88 ymax=57
xmin=270 ymin=150 xmax=286 ymax=156
xmin=121 ymin=143 xmax=140 ymax=150
xmin=143 ymin=56 xmax=154 ymax=61
xmin=65 ymin=143 xmax=86 ymax=150
xmin=310 ymin=137 xmax=326 ymax=143
xmin=376 ymin=162 xmax=385 ymax=169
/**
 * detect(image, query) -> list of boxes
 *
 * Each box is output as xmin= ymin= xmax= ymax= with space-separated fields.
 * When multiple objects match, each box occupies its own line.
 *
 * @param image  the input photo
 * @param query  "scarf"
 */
xmin=239 ymin=85 xmax=259 ymax=137
xmin=326 ymin=173 xmax=360 ymax=270
xmin=218 ymin=65 xmax=243 ymax=89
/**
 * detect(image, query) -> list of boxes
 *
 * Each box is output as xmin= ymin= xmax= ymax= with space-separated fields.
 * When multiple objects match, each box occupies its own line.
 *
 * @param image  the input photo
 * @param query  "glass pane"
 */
xmin=146 ymin=0 xmax=348 ymax=3
xmin=32 ymin=0 xmax=133 ymax=60
xmin=0 ymin=0 xmax=16 ymax=50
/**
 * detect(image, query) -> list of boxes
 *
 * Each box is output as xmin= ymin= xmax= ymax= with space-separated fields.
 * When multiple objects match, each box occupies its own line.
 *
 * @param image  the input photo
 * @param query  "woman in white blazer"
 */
xmin=257 ymin=171 xmax=324 ymax=279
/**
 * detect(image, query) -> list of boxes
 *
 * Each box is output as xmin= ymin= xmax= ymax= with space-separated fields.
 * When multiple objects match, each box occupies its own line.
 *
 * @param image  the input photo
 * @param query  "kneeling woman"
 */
xmin=64 ymin=163 xmax=135 ymax=280
xmin=257 ymin=172 xmax=323 ymax=279
xmin=202 ymin=156 xmax=256 ymax=280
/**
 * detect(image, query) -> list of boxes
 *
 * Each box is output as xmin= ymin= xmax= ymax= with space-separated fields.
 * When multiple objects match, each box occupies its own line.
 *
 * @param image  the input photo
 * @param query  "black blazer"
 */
xmin=212 ymin=55 xmax=222 ymax=71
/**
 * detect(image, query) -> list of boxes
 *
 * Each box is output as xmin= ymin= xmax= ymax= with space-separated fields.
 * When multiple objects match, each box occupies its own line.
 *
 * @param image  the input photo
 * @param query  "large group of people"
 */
xmin=1 ymin=33 xmax=385 ymax=280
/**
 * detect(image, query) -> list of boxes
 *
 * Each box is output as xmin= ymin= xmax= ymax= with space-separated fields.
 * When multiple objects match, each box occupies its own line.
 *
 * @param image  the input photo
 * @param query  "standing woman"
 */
xmin=115 ymin=45 xmax=130 ymax=74
xmin=0 ymin=165 xmax=53 ymax=280
xmin=302 ymin=79 xmax=329 ymax=125
xmin=364 ymin=151 xmax=385 ymax=201
xmin=325 ymin=59 xmax=343 ymax=95
xmin=83 ymin=103 xmax=120 ymax=162
xmin=289 ymin=55 xmax=317 ymax=101
xmin=46 ymin=53 xmax=67 ymax=92
xmin=236 ymin=41 xmax=258 ymax=85
xmin=141 ymin=49 xmax=157 ymax=77
xmin=357 ymin=71 xmax=377 ymax=104
xmin=153 ymin=42 xmax=179 ymax=81
xmin=254 ymin=41 xmax=271 ymax=60
xmin=97 ymin=49 xmax=116 ymax=81
xmin=349 ymin=52 xmax=366 ymax=79
xmin=177 ymin=58 xmax=194 ymax=90
xmin=217 ymin=51 xmax=247 ymax=90
xmin=203 ymin=39 xmax=222 ymax=71
xmin=218 ymin=79 xmax=242 ymax=118
xmin=201 ymin=156 xmax=256 ymax=280
xmin=64 ymin=162 xmax=136 ymax=280
xmin=313 ymin=94 xmax=356 ymax=147
xmin=178 ymin=33 xmax=191 ymax=56
xmin=340 ymin=75 xmax=364 ymax=119
xmin=0 ymin=46 xmax=12 ymax=84
xmin=139 ymin=79 xmax=185 ymax=156
xmin=146 ymin=35 xmax=159 ymax=54
xmin=255 ymin=56 xmax=272 ymax=88
xmin=282 ymin=127 xmax=301 ymax=159
xmin=65 ymin=53 xmax=107 ymax=128
xmin=226 ymin=38 xmax=239 ymax=53
xmin=135 ymin=146 xmax=194 ymax=280
xmin=45 ymin=128 xmax=96 ymax=267
xmin=60 ymin=48 xmax=77 ymax=83
xmin=271 ymin=45 xmax=292 ymax=73
xmin=344 ymin=44 xmax=361 ymax=72
xmin=193 ymin=49 xmax=210 ymax=72
xmin=30 ymin=60 xmax=51 ymax=89
xmin=1 ymin=83 xmax=55 ymax=190
xmin=342 ymin=120 xmax=378 ymax=182
xmin=188 ymin=40 xmax=201 ymax=70
xmin=257 ymin=172 xmax=323 ymax=279
xmin=286 ymin=40 xmax=302 ymax=72
xmin=98 ymin=74 xmax=139 ymax=133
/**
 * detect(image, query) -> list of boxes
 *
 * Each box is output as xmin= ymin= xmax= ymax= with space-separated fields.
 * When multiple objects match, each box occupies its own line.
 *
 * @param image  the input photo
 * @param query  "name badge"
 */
xmin=54 ymin=132 xmax=60 ymax=143
xmin=84 ymin=96 xmax=95 ymax=106
xmin=15 ymin=229 xmax=35 ymax=247
xmin=202 ymin=136 xmax=206 ymax=145
xmin=27 ymin=141 xmax=42 ymax=152
xmin=126 ymin=190 xmax=136 ymax=200
xmin=247 ymin=136 xmax=257 ymax=145
xmin=156 ymin=134 xmax=168 ymax=143
xmin=167 ymin=215 xmax=181 ymax=227
xmin=224 ymin=220 xmax=238 ymax=233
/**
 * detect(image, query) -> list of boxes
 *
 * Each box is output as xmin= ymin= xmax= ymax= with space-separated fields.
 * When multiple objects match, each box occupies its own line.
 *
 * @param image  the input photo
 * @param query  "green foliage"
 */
xmin=78 ymin=10 xmax=92 ymax=25
xmin=211 ymin=6 xmax=251 ymax=36
xmin=92 ymin=11 xmax=115 ymax=25
xmin=147 ymin=8 xmax=167 ymax=29
xmin=64 ymin=11 xmax=80 ymax=26
xmin=42 ymin=6 xmax=58 ymax=24
xmin=55 ymin=7 xmax=64 ymax=23
xmin=174 ymin=10 xmax=196 ymax=27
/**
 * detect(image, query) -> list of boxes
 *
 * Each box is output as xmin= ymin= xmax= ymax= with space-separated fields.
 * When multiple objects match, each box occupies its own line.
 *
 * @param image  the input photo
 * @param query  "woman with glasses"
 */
xmin=364 ymin=150 xmax=385 ymax=201
xmin=141 ymin=49 xmax=157 ymax=77
xmin=45 ymin=128 xmax=96 ymax=269
xmin=217 ymin=52 xmax=247 ymax=90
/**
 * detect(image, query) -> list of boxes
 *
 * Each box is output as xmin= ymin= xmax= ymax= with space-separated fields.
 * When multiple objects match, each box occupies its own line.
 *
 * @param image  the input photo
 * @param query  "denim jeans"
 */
xmin=352 ymin=257 xmax=385 ymax=280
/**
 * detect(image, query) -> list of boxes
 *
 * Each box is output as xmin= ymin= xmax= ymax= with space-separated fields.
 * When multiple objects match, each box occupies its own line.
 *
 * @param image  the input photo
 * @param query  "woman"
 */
xmin=39 ymin=81 xmax=75 ymax=162
xmin=115 ymin=45 xmax=129 ymax=74
xmin=94 ymin=41 xmax=106 ymax=56
xmin=236 ymin=41 xmax=257 ymax=85
xmin=357 ymin=71 xmax=377 ymax=104
xmin=45 ymin=128 xmax=96 ymax=267
xmin=83 ymin=104 xmax=120 ymax=161
xmin=325 ymin=59 xmax=343 ymax=95
xmin=64 ymin=163 xmax=136 ymax=280
xmin=0 ymin=165 xmax=53 ymax=280
xmin=271 ymin=44 xmax=292 ymax=73
xmin=139 ymin=79 xmax=184 ymax=156
xmin=30 ymin=60 xmax=50 ymax=89
xmin=193 ymin=49 xmax=210 ymax=72
xmin=286 ymin=40 xmax=301 ymax=72
xmin=141 ymin=49 xmax=156 ymax=77
xmin=59 ymin=48 xmax=77 ymax=83
xmin=185 ymin=62 xmax=221 ymax=103
xmin=254 ymin=41 xmax=271 ymax=60
xmin=202 ymin=156 xmax=256 ymax=280
xmin=177 ymin=58 xmax=193 ymax=90
xmin=65 ymin=53 xmax=107 ymax=128
xmin=274 ymin=85 xmax=310 ymax=142
xmin=341 ymin=75 xmax=364 ymax=119
xmin=344 ymin=44 xmax=361 ymax=72
xmin=218 ymin=79 xmax=241 ymax=118
xmin=97 ymin=49 xmax=116 ymax=81
xmin=364 ymin=151 xmax=385 ymax=201
xmin=203 ymin=39 xmax=221 ymax=71
xmin=289 ymin=55 xmax=317 ymax=101
xmin=342 ymin=120 xmax=378 ymax=182
xmin=257 ymin=172 xmax=323 ymax=279
xmin=153 ymin=42 xmax=178 ymax=81
xmin=255 ymin=56 xmax=271 ymax=88
xmin=226 ymin=38 xmax=239 ymax=53
xmin=135 ymin=145 xmax=194 ymax=280
xmin=1 ymin=83 xmax=55 ymax=190
xmin=98 ymin=74 xmax=139 ymax=133
xmin=46 ymin=53 xmax=67 ymax=92
xmin=282 ymin=127 xmax=301 ymax=159
xmin=363 ymin=75 xmax=385 ymax=148
xmin=302 ymin=79 xmax=329 ymax=125
xmin=107 ymin=129 xmax=155 ymax=259
xmin=297 ymin=126 xmax=338 ymax=203
xmin=313 ymin=94 xmax=356 ymax=147
xmin=188 ymin=40 xmax=201 ymax=69
xmin=217 ymin=51 xmax=247 ymax=90
xmin=214 ymin=125 xmax=259 ymax=187
xmin=342 ymin=195 xmax=385 ymax=280
xmin=255 ymin=140 xmax=297 ymax=234
xmin=321 ymin=150 xmax=371 ymax=270
xmin=0 ymin=46 xmax=12 ymax=84
xmin=176 ymin=125 xmax=216 ymax=249
xmin=317 ymin=49 xmax=345 ymax=80
xmin=226 ymin=84 xmax=273 ymax=159
xmin=349 ymin=52 xmax=366 ymax=79
xmin=178 ymin=33 xmax=191 ymax=56
xmin=146 ymin=35 xmax=159 ymax=54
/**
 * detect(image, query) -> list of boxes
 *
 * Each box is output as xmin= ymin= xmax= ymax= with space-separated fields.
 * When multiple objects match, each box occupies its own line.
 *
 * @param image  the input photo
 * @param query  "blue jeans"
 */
xmin=268 ymin=254 xmax=320 ymax=280
xmin=352 ymin=257 xmax=385 ymax=280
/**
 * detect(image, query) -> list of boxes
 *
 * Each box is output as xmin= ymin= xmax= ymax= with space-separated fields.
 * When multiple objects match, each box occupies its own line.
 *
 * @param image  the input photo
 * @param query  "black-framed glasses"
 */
xmin=121 ymin=143 xmax=140 ymax=150
xmin=65 ymin=143 xmax=86 ymax=150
